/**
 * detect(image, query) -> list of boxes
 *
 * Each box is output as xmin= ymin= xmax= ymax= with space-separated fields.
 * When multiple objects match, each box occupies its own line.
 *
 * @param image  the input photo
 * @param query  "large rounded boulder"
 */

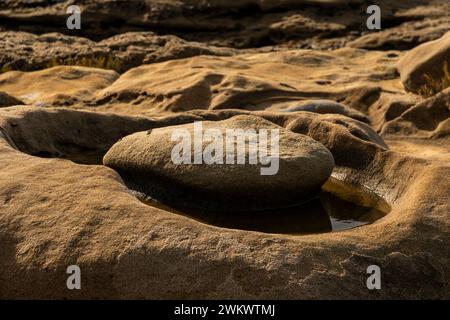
xmin=104 ymin=115 xmax=335 ymax=211
xmin=398 ymin=31 xmax=450 ymax=95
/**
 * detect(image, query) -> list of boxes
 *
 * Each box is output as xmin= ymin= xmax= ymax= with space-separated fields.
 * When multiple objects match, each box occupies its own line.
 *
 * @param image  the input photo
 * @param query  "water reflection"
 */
xmin=140 ymin=177 xmax=390 ymax=235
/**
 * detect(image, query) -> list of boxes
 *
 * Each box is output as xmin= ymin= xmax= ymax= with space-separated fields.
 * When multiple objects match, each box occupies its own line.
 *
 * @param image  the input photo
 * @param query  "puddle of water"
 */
xmin=139 ymin=177 xmax=390 ymax=235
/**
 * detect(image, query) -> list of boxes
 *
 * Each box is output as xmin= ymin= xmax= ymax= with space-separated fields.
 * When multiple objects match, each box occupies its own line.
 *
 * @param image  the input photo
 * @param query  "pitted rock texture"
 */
xmin=1 ymin=0 xmax=448 ymax=50
xmin=0 ymin=0 xmax=449 ymax=300
xmin=93 ymin=48 xmax=399 ymax=115
xmin=0 ymin=31 xmax=236 ymax=73
xmin=0 ymin=106 xmax=449 ymax=299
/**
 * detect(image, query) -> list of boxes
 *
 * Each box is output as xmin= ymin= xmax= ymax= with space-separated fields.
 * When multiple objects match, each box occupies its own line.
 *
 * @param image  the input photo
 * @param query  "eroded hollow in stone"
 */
xmin=2 ymin=108 xmax=390 ymax=234
xmin=137 ymin=177 xmax=390 ymax=235
xmin=30 ymin=142 xmax=105 ymax=165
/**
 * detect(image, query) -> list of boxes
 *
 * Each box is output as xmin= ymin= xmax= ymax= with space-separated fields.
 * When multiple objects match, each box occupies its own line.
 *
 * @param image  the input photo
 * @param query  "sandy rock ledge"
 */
xmin=0 ymin=106 xmax=448 ymax=299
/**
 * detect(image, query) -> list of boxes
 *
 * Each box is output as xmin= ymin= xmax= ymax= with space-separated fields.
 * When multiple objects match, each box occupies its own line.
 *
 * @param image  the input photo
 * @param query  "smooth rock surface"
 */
xmin=95 ymin=48 xmax=399 ymax=115
xmin=281 ymin=99 xmax=370 ymax=123
xmin=398 ymin=31 xmax=450 ymax=94
xmin=103 ymin=115 xmax=335 ymax=210
xmin=0 ymin=66 xmax=119 ymax=106
xmin=0 ymin=0 xmax=449 ymax=300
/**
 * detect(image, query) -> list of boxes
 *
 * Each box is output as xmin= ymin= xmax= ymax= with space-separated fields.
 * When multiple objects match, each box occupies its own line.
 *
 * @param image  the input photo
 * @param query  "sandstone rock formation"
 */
xmin=0 ymin=105 xmax=449 ymax=299
xmin=103 ymin=115 xmax=335 ymax=210
xmin=398 ymin=31 xmax=450 ymax=95
xmin=0 ymin=91 xmax=23 ymax=107
xmin=0 ymin=0 xmax=447 ymax=49
xmin=94 ymin=48 xmax=398 ymax=115
xmin=0 ymin=31 xmax=236 ymax=73
xmin=381 ymin=87 xmax=450 ymax=138
xmin=0 ymin=66 xmax=119 ymax=107
xmin=348 ymin=15 xmax=450 ymax=50
xmin=0 ymin=0 xmax=449 ymax=300
xmin=282 ymin=99 xmax=370 ymax=123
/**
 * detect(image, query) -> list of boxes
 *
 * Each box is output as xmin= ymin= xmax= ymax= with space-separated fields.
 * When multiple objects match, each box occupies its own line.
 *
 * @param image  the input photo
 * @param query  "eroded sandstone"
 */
xmin=0 ymin=0 xmax=449 ymax=300
xmin=103 ymin=115 xmax=335 ymax=210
